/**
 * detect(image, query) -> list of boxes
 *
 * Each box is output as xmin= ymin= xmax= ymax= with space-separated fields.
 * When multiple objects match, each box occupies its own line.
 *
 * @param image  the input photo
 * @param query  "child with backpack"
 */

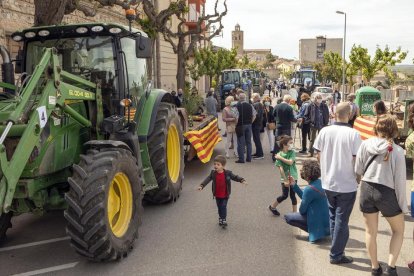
xmin=269 ymin=135 xmax=298 ymax=216
xmin=198 ymin=155 xmax=247 ymax=227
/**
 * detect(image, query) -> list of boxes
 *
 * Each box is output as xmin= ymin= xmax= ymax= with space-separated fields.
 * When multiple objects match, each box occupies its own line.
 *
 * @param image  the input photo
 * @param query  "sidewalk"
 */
xmin=292 ymin=140 xmax=414 ymax=276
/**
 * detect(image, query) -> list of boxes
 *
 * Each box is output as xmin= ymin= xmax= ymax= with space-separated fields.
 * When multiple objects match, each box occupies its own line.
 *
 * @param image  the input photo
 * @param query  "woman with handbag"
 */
xmin=222 ymin=96 xmax=239 ymax=159
xmin=355 ymin=115 xmax=408 ymax=276
xmin=262 ymin=96 xmax=275 ymax=153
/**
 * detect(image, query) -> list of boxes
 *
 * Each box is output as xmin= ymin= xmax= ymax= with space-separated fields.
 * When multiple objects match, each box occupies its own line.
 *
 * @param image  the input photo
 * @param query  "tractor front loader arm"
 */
xmin=0 ymin=48 xmax=99 ymax=215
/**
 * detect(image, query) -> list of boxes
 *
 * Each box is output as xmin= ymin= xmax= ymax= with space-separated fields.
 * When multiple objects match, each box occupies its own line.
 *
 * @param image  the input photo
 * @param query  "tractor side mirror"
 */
xmin=135 ymin=35 xmax=152 ymax=58
xmin=15 ymin=49 xmax=23 ymax=73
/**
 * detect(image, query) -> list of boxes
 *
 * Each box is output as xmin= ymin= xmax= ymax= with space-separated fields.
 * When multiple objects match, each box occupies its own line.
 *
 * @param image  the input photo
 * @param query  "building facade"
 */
xmin=299 ymin=36 xmax=343 ymax=64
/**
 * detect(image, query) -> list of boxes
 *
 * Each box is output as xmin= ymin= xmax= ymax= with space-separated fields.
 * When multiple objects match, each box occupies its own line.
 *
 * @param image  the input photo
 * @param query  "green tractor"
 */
xmin=0 ymin=22 xmax=185 ymax=261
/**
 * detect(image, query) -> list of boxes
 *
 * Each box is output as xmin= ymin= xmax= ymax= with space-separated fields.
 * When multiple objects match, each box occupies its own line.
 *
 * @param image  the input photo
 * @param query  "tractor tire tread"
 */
xmin=65 ymin=148 xmax=143 ymax=261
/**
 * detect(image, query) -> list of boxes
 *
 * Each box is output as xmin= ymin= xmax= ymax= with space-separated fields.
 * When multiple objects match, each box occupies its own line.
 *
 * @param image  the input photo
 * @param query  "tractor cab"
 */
xmin=11 ymin=23 xmax=151 ymax=120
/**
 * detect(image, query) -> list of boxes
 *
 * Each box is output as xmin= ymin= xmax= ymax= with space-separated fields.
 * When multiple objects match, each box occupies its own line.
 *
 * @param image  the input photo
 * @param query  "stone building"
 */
xmin=0 ymin=0 xmax=208 ymax=93
xmin=299 ymin=36 xmax=343 ymax=64
xmin=231 ymin=24 xmax=272 ymax=62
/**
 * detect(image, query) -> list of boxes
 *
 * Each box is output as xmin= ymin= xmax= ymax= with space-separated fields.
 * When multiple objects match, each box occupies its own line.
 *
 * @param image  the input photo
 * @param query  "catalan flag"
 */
xmin=184 ymin=118 xmax=222 ymax=163
xmin=354 ymin=116 xmax=375 ymax=140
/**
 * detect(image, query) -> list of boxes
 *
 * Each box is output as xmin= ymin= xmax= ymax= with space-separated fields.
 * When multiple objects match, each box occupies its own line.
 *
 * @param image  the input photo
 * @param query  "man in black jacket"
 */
xmin=251 ymin=93 xmax=264 ymax=159
xmin=304 ymin=93 xmax=329 ymax=157
xmin=272 ymin=94 xmax=297 ymax=154
xmin=235 ymin=93 xmax=256 ymax=163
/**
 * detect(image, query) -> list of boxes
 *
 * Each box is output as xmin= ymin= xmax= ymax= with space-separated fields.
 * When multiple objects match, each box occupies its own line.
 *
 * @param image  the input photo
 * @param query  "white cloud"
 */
xmin=206 ymin=0 xmax=414 ymax=63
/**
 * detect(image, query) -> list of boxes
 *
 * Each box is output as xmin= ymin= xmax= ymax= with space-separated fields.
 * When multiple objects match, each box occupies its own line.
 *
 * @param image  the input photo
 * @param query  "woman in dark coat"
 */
xmin=262 ymin=96 xmax=275 ymax=153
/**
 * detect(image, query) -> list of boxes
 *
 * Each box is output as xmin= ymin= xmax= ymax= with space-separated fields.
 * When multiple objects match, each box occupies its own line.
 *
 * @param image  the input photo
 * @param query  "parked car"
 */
xmin=313 ymin=87 xmax=333 ymax=101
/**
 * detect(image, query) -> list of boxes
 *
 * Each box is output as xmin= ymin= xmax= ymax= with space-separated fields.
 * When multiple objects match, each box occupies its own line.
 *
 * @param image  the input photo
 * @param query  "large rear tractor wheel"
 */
xmin=65 ymin=148 xmax=143 ymax=261
xmin=145 ymin=102 xmax=184 ymax=204
xmin=0 ymin=212 xmax=12 ymax=243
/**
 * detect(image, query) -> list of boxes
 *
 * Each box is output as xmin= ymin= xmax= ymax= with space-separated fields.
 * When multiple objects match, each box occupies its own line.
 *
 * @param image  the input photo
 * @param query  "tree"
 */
xmin=238 ymin=54 xmax=250 ymax=69
xmin=349 ymin=44 xmax=407 ymax=83
xmin=345 ymin=63 xmax=359 ymax=91
xmin=323 ymin=52 xmax=343 ymax=83
xmin=312 ymin=52 xmax=343 ymax=84
xmin=33 ymin=0 xmax=134 ymax=26
xmin=142 ymin=0 xmax=228 ymax=89
xmin=263 ymin=53 xmax=276 ymax=69
xmin=189 ymin=47 xmax=237 ymax=87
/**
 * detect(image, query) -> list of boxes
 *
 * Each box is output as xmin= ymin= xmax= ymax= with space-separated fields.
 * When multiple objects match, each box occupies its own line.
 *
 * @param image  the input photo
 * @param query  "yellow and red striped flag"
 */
xmin=184 ymin=118 xmax=222 ymax=163
xmin=354 ymin=116 xmax=375 ymax=140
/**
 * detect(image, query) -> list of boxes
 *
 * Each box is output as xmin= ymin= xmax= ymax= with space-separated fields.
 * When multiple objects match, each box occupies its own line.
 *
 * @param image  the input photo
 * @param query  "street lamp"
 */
xmin=336 ymin=10 xmax=346 ymax=102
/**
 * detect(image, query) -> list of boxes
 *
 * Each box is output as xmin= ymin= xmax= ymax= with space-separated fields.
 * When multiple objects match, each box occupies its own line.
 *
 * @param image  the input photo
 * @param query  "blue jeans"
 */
xmin=237 ymin=125 xmax=252 ymax=162
xmin=325 ymin=190 xmax=356 ymax=260
xmin=216 ymin=198 xmax=228 ymax=220
xmin=252 ymin=126 xmax=263 ymax=157
xmin=284 ymin=212 xmax=308 ymax=232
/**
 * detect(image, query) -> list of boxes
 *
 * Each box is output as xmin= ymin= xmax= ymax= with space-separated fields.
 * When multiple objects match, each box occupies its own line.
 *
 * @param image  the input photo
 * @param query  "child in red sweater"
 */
xmin=198 ymin=155 xmax=247 ymax=227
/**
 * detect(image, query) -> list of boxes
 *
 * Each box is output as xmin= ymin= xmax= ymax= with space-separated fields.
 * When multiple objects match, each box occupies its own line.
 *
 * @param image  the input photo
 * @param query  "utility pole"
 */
xmin=336 ymin=10 xmax=346 ymax=101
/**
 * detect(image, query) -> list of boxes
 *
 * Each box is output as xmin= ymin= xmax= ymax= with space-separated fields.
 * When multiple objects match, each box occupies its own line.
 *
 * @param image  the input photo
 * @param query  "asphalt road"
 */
xmin=0 ymin=100 xmax=413 ymax=276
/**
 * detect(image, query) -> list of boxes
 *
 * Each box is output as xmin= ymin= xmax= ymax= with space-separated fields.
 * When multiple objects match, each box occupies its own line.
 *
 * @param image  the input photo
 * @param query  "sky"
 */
xmin=205 ymin=0 xmax=414 ymax=64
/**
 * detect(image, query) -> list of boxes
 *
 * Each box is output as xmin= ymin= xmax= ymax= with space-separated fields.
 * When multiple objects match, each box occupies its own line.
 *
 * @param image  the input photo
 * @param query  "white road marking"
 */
xmin=10 ymin=262 xmax=79 ymax=276
xmin=0 ymin=236 xmax=70 ymax=252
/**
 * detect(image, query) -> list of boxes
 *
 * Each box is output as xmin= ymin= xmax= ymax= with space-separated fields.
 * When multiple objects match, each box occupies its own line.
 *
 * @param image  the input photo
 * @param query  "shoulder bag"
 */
xmin=364 ymin=154 xmax=378 ymax=175
xmin=265 ymin=108 xmax=276 ymax=130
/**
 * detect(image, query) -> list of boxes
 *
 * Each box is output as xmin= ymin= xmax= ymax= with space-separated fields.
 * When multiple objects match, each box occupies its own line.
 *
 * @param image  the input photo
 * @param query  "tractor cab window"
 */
xmin=120 ymin=37 xmax=148 ymax=103
xmin=26 ymin=37 xmax=116 ymax=87
xmin=26 ymin=36 xmax=117 ymax=116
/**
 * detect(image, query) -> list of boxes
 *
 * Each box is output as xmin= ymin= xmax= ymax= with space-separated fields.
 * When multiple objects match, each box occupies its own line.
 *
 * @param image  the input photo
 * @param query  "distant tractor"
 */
xmin=291 ymin=68 xmax=320 ymax=93
xmin=219 ymin=69 xmax=245 ymax=109
xmin=0 ymin=18 xmax=188 ymax=261
xmin=243 ymin=69 xmax=264 ymax=96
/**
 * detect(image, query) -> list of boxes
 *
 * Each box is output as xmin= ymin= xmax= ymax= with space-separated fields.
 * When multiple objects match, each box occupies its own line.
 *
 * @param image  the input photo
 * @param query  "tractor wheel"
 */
xmin=65 ymin=148 xmax=143 ymax=261
xmin=0 ymin=212 xmax=12 ymax=243
xmin=145 ymin=102 xmax=184 ymax=204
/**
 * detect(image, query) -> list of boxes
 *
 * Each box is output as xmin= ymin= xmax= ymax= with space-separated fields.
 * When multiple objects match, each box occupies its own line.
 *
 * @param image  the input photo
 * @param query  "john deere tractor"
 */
xmin=0 ymin=21 xmax=184 ymax=261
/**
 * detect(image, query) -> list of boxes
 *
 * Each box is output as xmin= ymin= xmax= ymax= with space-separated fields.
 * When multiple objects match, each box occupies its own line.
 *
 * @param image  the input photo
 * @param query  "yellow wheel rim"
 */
xmin=107 ymin=172 xmax=133 ymax=238
xmin=167 ymin=124 xmax=181 ymax=183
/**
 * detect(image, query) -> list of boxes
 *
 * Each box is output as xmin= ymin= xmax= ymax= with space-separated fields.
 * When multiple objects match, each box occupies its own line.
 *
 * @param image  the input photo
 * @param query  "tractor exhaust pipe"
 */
xmin=0 ymin=46 xmax=15 ymax=95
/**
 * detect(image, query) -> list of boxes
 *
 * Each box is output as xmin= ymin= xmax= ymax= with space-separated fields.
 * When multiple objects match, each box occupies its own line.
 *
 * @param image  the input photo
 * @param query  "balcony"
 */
xmin=185 ymin=1 xmax=206 ymax=29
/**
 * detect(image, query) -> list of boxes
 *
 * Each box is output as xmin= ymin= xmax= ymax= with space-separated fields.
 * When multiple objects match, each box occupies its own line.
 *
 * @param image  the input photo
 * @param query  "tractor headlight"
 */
xmin=12 ymin=34 xmax=23 ymax=42
xmin=75 ymin=27 xmax=89 ymax=34
xmin=24 ymin=31 xmax=36 ymax=38
xmin=109 ymin=27 xmax=122 ymax=34
xmin=38 ymin=30 xmax=50 ymax=37
xmin=91 ymin=25 xmax=104 ymax=32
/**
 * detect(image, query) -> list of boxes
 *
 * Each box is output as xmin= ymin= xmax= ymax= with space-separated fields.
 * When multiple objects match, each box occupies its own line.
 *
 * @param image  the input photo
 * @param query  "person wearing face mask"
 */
xmin=284 ymin=160 xmax=330 ymax=243
xmin=262 ymin=96 xmax=275 ymax=154
xmin=268 ymin=135 xmax=298 ymax=216
xmin=326 ymin=95 xmax=336 ymax=125
xmin=251 ymin=93 xmax=264 ymax=160
xmin=177 ymin=88 xmax=184 ymax=105
xmin=222 ymin=96 xmax=239 ymax=159
xmin=304 ymin=93 xmax=329 ymax=157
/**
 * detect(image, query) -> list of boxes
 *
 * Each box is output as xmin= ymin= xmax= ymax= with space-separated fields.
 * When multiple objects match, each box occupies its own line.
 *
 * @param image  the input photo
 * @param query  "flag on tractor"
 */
xmin=184 ymin=118 xmax=221 ymax=163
